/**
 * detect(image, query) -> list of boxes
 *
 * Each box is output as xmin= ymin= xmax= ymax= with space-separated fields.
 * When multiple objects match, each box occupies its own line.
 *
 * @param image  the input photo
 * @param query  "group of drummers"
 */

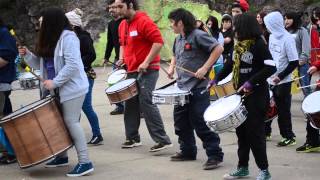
xmin=1 ymin=0 xmax=320 ymax=179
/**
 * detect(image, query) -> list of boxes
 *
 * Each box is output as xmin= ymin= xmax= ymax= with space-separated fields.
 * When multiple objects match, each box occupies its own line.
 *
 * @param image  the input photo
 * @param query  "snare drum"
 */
xmin=0 ymin=97 xmax=73 ymax=168
xmin=105 ymin=79 xmax=138 ymax=104
xmin=213 ymin=73 xmax=236 ymax=98
xmin=266 ymin=90 xmax=278 ymax=122
xmin=152 ymin=84 xmax=190 ymax=106
xmin=204 ymin=94 xmax=248 ymax=133
xmin=18 ymin=70 xmax=41 ymax=90
xmin=302 ymin=91 xmax=320 ymax=129
xmin=107 ymin=69 xmax=127 ymax=86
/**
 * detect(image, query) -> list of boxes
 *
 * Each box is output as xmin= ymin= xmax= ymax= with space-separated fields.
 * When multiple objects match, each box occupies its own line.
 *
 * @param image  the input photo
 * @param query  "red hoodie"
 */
xmin=119 ymin=11 xmax=163 ymax=72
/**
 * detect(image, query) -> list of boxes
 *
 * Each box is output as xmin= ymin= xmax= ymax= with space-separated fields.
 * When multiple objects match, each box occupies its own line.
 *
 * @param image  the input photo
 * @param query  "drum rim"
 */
xmin=18 ymin=144 xmax=73 ymax=169
xmin=152 ymin=92 xmax=191 ymax=96
xmin=204 ymin=95 xmax=243 ymax=122
xmin=105 ymin=79 xmax=136 ymax=93
xmin=0 ymin=97 xmax=54 ymax=123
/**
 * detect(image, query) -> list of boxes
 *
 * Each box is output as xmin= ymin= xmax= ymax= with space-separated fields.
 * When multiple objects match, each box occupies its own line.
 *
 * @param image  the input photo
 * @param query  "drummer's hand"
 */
xmin=308 ymin=66 xmax=318 ymax=75
xmin=272 ymin=76 xmax=281 ymax=85
xmin=116 ymin=59 xmax=124 ymax=66
xmin=18 ymin=46 xmax=28 ymax=57
xmin=238 ymin=81 xmax=253 ymax=93
xmin=43 ymin=80 xmax=55 ymax=90
xmin=167 ymin=65 xmax=175 ymax=79
xmin=137 ymin=62 xmax=148 ymax=73
xmin=195 ymin=66 xmax=208 ymax=79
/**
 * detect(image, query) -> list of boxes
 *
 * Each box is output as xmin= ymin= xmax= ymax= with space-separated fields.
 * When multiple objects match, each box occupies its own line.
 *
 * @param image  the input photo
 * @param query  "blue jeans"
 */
xmin=0 ymin=128 xmax=14 ymax=156
xmin=298 ymin=63 xmax=311 ymax=96
xmin=82 ymin=78 xmax=101 ymax=136
xmin=173 ymin=88 xmax=224 ymax=161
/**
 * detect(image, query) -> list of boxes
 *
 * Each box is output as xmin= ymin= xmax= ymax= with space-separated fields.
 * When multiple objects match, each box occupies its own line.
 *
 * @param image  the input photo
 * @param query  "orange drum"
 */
xmin=0 ymin=97 xmax=73 ymax=168
xmin=105 ymin=78 xmax=138 ymax=104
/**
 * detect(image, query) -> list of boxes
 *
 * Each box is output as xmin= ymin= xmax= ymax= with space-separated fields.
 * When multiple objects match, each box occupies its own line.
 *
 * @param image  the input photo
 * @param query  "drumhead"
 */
xmin=153 ymin=85 xmax=190 ymax=96
xmin=204 ymin=94 xmax=241 ymax=121
xmin=218 ymin=73 xmax=233 ymax=85
xmin=302 ymin=91 xmax=320 ymax=113
xmin=105 ymin=79 xmax=136 ymax=93
xmin=107 ymin=69 xmax=127 ymax=85
xmin=1 ymin=97 xmax=53 ymax=122
xmin=18 ymin=71 xmax=41 ymax=80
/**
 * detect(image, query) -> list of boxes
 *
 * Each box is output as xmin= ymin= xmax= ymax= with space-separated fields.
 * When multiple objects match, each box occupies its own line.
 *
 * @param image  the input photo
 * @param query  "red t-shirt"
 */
xmin=118 ymin=11 xmax=163 ymax=72
xmin=310 ymin=26 xmax=320 ymax=66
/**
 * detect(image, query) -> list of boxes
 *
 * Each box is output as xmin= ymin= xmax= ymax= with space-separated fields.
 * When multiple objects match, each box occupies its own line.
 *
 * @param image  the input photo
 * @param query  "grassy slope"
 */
xmin=93 ymin=0 xmax=220 ymax=66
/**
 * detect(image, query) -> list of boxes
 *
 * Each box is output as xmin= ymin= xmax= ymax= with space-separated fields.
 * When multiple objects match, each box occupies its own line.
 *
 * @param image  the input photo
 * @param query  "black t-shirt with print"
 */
xmin=216 ymin=37 xmax=275 ymax=89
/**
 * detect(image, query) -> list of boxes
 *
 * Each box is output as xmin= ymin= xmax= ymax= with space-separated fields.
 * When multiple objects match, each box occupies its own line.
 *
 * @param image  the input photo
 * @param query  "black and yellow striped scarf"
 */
xmin=232 ymin=39 xmax=255 ymax=89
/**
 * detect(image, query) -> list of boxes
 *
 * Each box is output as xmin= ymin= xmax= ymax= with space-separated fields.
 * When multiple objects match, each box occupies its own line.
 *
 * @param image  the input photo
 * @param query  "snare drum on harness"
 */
xmin=152 ymin=81 xmax=191 ymax=106
xmin=302 ymin=91 xmax=320 ymax=129
xmin=213 ymin=73 xmax=236 ymax=98
xmin=204 ymin=94 xmax=248 ymax=133
xmin=18 ymin=70 xmax=41 ymax=90
xmin=105 ymin=78 xmax=138 ymax=104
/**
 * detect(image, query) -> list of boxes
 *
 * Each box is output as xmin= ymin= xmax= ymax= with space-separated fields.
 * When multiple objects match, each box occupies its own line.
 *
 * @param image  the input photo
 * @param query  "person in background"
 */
xmin=264 ymin=11 xmax=299 ymax=147
xmin=104 ymin=0 xmax=125 ymax=115
xmin=66 ymin=8 xmax=104 ymax=145
xmin=206 ymin=15 xmax=224 ymax=73
xmin=231 ymin=0 xmax=249 ymax=17
xmin=167 ymin=8 xmax=224 ymax=170
xmin=0 ymin=17 xmax=17 ymax=164
xmin=19 ymin=7 xmax=93 ymax=177
xmin=220 ymin=14 xmax=234 ymax=64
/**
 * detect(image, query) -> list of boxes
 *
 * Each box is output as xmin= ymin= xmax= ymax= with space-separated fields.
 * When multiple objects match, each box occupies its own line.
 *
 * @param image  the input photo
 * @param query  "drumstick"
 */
xmin=298 ymin=82 xmax=320 ymax=89
xmin=29 ymin=70 xmax=44 ymax=82
xmin=160 ymin=65 xmax=174 ymax=79
xmin=166 ymin=62 xmax=206 ymax=79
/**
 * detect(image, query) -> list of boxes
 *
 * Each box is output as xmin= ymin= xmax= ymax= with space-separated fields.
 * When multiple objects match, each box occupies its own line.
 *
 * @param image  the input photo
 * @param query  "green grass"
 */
xmin=93 ymin=0 xmax=220 ymax=66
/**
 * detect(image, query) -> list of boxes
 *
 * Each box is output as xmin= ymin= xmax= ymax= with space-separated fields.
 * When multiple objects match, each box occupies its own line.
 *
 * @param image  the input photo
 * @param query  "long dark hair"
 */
xmin=206 ymin=16 xmax=220 ymax=39
xmin=35 ymin=7 xmax=71 ymax=57
xmin=233 ymin=14 xmax=262 ymax=41
xmin=284 ymin=11 xmax=302 ymax=32
xmin=168 ymin=8 xmax=196 ymax=36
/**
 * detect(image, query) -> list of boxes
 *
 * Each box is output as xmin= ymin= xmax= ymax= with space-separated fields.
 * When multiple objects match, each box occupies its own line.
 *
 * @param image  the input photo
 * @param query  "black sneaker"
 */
xmin=88 ymin=135 xmax=103 ymax=145
xmin=121 ymin=140 xmax=142 ymax=148
xmin=203 ymin=158 xmax=222 ymax=170
xmin=277 ymin=138 xmax=296 ymax=147
xmin=296 ymin=143 xmax=320 ymax=153
xmin=45 ymin=157 xmax=69 ymax=168
xmin=170 ymin=152 xmax=196 ymax=161
xmin=149 ymin=143 xmax=173 ymax=152
xmin=110 ymin=107 xmax=124 ymax=115
xmin=0 ymin=155 xmax=17 ymax=164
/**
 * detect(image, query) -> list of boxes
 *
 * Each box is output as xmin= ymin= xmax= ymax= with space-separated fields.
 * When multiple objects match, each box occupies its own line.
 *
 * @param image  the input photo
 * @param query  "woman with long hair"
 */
xmin=213 ymin=14 xmax=276 ymax=180
xmin=19 ymin=7 xmax=94 ymax=177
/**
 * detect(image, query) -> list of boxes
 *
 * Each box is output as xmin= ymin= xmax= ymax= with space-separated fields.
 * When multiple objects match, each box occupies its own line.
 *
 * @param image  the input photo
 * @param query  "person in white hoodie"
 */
xmin=18 ymin=7 xmax=94 ymax=177
xmin=264 ymin=11 xmax=299 ymax=147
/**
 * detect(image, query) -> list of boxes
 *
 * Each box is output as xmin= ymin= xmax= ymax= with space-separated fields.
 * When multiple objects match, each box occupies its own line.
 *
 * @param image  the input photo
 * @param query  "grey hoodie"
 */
xmin=264 ymin=12 xmax=299 ymax=84
xmin=25 ymin=30 xmax=89 ymax=102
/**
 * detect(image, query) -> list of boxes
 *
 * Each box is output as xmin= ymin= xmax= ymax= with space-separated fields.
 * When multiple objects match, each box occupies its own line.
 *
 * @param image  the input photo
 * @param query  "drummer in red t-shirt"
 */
xmin=114 ymin=0 xmax=172 ymax=151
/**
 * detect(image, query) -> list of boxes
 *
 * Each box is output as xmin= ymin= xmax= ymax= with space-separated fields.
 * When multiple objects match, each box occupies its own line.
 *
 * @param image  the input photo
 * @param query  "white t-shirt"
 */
xmin=268 ymin=34 xmax=299 ymax=84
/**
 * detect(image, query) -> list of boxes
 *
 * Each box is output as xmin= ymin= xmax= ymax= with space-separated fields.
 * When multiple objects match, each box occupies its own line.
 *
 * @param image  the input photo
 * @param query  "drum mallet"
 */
xmin=298 ymin=82 xmax=320 ymax=89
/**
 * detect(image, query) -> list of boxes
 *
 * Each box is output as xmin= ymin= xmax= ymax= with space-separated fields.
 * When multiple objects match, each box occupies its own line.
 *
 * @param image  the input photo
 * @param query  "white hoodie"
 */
xmin=264 ymin=11 xmax=299 ymax=84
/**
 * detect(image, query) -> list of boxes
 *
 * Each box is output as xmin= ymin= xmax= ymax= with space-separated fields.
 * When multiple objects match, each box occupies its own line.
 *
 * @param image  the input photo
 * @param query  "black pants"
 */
xmin=3 ymin=91 xmax=12 ymax=115
xmin=237 ymin=88 xmax=269 ymax=170
xmin=306 ymin=119 xmax=320 ymax=146
xmin=266 ymin=82 xmax=295 ymax=139
xmin=173 ymin=88 xmax=224 ymax=161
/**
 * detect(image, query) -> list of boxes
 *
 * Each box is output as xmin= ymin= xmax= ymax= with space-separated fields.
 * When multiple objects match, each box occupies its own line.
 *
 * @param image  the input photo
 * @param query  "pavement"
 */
xmin=0 ymin=66 xmax=319 ymax=180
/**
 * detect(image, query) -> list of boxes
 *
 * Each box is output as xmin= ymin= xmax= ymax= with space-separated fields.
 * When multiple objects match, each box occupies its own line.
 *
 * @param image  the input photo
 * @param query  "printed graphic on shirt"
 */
xmin=241 ymin=51 xmax=253 ymax=64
